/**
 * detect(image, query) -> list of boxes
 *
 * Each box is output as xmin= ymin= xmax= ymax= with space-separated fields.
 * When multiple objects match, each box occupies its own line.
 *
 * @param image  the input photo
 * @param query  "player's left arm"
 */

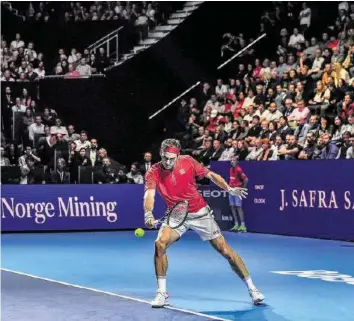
xmin=206 ymin=171 xmax=248 ymax=198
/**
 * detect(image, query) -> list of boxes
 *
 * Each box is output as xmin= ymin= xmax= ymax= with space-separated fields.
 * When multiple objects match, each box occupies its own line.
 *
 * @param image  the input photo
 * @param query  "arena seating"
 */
xmin=1 ymin=2 xmax=354 ymax=186
xmin=175 ymin=2 xmax=354 ymax=164
xmin=0 ymin=1 xmax=179 ymax=78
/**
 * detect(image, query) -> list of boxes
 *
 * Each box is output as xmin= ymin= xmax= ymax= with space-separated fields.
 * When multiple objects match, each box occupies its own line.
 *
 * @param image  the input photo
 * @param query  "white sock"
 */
xmin=244 ymin=277 xmax=256 ymax=291
xmin=241 ymin=222 xmax=245 ymax=226
xmin=157 ymin=277 xmax=166 ymax=293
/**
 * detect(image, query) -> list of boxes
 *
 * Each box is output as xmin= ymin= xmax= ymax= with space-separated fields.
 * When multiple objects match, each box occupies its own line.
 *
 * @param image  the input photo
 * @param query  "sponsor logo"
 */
xmin=179 ymin=169 xmax=186 ymax=175
xmin=1 ymin=196 xmax=118 ymax=224
xmin=255 ymin=185 xmax=264 ymax=190
xmin=221 ymin=215 xmax=233 ymax=221
xmin=254 ymin=198 xmax=266 ymax=204
xmin=271 ymin=270 xmax=354 ymax=285
xmin=279 ymin=190 xmax=354 ymax=211
xmin=198 ymin=190 xmax=228 ymax=198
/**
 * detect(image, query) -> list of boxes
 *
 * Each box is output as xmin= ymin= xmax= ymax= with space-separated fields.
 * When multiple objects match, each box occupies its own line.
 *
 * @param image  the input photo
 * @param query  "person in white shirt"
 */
xmin=10 ymin=33 xmax=25 ymax=50
xmin=74 ymin=130 xmax=91 ymax=151
xmin=288 ymin=28 xmax=305 ymax=48
xmin=34 ymin=62 xmax=46 ymax=78
xmin=243 ymin=90 xmax=256 ymax=109
xmin=261 ymin=103 xmax=283 ymax=122
xmin=12 ymin=98 xmax=27 ymax=113
xmin=219 ymin=138 xmax=235 ymax=161
xmin=126 ymin=163 xmax=144 ymax=184
xmin=309 ymin=49 xmax=324 ymax=80
xmin=299 ymin=2 xmax=311 ymax=32
xmin=215 ymin=79 xmax=228 ymax=96
xmin=28 ymin=116 xmax=45 ymax=142
xmin=51 ymin=118 xmax=69 ymax=137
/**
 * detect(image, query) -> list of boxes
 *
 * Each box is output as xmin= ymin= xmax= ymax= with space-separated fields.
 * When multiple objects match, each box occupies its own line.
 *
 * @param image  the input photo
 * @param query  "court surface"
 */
xmin=1 ymin=231 xmax=353 ymax=321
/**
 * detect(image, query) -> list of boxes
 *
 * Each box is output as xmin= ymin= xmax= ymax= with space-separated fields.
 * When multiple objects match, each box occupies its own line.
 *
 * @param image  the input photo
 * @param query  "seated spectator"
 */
xmin=0 ymin=146 xmax=11 ymax=166
xmin=320 ymin=133 xmax=339 ymax=159
xmin=76 ymin=57 xmax=92 ymax=77
xmin=258 ymin=138 xmax=276 ymax=161
xmin=28 ymin=115 xmax=45 ymax=142
xmin=86 ymin=138 xmax=99 ymax=167
xmin=18 ymin=146 xmax=41 ymax=167
xmin=298 ymin=132 xmax=317 ymax=160
xmin=51 ymin=118 xmax=68 ymax=137
xmin=262 ymin=102 xmax=283 ymax=122
xmin=95 ymin=158 xmax=119 ymax=184
xmin=339 ymin=132 xmax=351 ymax=159
xmin=65 ymin=64 xmax=81 ymax=79
xmin=288 ymin=100 xmax=310 ymax=123
xmin=126 ymin=162 xmax=144 ymax=184
xmin=74 ymin=130 xmax=90 ymax=151
xmin=210 ymin=140 xmax=224 ymax=161
xmin=278 ymin=135 xmax=301 ymax=160
xmin=219 ymin=138 xmax=235 ymax=161
xmin=234 ymin=140 xmax=249 ymax=161
xmin=49 ymin=158 xmax=70 ymax=184
xmin=294 ymin=117 xmax=311 ymax=146
xmin=245 ymin=138 xmax=263 ymax=161
xmin=346 ymin=134 xmax=354 ymax=159
xmin=25 ymin=157 xmax=45 ymax=184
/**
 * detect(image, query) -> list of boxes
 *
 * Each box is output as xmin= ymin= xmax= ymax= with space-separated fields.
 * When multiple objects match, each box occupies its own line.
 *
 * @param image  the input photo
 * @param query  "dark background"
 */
xmin=2 ymin=2 xmax=340 ymax=164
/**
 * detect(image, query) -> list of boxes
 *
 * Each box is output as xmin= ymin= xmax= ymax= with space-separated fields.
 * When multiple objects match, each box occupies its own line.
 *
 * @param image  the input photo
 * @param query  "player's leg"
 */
xmin=209 ymin=235 xmax=264 ymax=304
xmin=151 ymin=226 xmax=182 ymax=308
xmin=229 ymin=195 xmax=239 ymax=231
xmin=188 ymin=209 xmax=264 ymax=305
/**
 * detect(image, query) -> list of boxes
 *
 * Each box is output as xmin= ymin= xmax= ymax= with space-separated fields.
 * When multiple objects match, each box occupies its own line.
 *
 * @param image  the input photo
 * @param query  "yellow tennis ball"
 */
xmin=135 ymin=228 xmax=145 ymax=237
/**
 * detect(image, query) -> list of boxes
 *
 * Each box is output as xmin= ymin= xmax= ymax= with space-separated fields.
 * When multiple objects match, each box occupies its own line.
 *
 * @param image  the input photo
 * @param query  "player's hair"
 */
xmin=161 ymin=138 xmax=181 ymax=152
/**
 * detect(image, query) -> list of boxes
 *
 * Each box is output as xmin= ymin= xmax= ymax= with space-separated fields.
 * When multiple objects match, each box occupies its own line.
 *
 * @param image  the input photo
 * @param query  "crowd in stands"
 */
xmin=1 ymin=2 xmax=172 ymax=80
xmin=4 ymin=1 xmax=164 ymax=25
xmin=1 ymin=84 xmax=154 ymax=184
xmin=0 ymin=32 xmax=112 ymax=80
xmin=177 ymin=2 xmax=354 ymax=164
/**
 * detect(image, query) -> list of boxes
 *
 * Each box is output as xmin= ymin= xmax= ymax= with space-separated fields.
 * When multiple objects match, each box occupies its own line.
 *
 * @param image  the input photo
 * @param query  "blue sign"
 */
xmin=211 ymin=160 xmax=354 ymax=241
xmin=1 ymin=185 xmax=167 ymax=232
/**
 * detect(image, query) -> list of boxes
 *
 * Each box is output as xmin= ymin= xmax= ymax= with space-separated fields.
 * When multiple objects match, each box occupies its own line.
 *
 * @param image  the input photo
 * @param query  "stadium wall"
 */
xmin=2 ymin=161 xmax=353 ymax=241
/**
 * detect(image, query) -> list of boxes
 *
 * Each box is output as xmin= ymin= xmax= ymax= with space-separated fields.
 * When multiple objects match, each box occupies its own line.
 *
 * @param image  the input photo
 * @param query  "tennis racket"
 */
xmin=154 ymin=200 xmax=189 ymax=229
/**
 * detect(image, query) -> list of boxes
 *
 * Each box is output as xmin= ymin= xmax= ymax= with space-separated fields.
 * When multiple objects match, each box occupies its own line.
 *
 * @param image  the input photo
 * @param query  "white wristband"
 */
xmin=144 ymin=211 xmax=154 ymax=224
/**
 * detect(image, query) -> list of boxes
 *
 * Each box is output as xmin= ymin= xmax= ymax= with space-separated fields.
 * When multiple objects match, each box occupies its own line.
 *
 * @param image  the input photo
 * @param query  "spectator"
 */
xmin=140 ymin=152 xmax=153 ymax=176
xmin=0 ymin=146 xmax=11 ymax=166
xmin=278 ymin=135 xmax=301 ymax=160
xmin=346 ymin=134 xmax=354 ymax=159
xmin=74 ymin=130 xmax=90 ymax=151
xmin=76 ymin=57 xmax=91 ymax=77
xmin=298 ymin=132 xmax=317 ymax=160
xmin=320 ymin=133 xmax=339 ymax=159
xmin=126 ymin=162 xmax=144 ymax=184
xmin=28 ymin=115 xmax=45 ymax=142
xmin=49 ymin=158 xmax=70 ymax=184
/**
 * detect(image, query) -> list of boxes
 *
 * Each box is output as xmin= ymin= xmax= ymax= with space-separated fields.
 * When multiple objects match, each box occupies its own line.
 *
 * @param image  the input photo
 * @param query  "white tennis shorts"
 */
xmin=160 ymin=206 xmax=222 ymax=241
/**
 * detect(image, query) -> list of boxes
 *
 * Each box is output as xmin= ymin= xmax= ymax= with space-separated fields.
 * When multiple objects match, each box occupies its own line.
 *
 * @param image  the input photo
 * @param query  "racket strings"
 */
xmin=168 ymin=202 xmax=188 ymax=227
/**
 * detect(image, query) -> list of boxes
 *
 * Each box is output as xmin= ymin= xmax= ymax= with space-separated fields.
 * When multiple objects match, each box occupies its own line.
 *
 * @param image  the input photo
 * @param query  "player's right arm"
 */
xmin=143 ymin=169 xmax=157 ymax=228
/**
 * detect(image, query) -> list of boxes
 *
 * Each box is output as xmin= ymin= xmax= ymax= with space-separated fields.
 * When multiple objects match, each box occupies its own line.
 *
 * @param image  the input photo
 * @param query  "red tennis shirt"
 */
xmin=145 ymin=155 xmax=209 ymax=213
xmin=229 ymin=165 xmax=247 ymax=187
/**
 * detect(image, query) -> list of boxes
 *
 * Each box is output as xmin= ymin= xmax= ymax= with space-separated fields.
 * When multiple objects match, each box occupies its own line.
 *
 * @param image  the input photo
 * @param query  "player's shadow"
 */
xmin=201 ymin=304 xmax=292 ymax=321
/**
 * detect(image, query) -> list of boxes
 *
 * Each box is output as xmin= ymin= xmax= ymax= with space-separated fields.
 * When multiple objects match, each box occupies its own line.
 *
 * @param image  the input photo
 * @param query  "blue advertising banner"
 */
xmin=1 ymin=185 xmax=167 ymax=232
xmin=211 ymin=160 xmax=354 ymax=241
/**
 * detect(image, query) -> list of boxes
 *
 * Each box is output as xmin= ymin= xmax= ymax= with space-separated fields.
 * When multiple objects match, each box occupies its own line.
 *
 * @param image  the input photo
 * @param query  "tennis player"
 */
xmin=144 ymin=138 xmax=264 ymax=308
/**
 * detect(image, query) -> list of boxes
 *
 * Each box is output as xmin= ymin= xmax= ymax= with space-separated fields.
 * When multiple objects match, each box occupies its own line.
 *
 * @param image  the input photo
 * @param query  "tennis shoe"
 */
xmin=249 ymin=288 xmax=265 ymax=305
xmin=151 ymin=291 xmax=169 ymax=308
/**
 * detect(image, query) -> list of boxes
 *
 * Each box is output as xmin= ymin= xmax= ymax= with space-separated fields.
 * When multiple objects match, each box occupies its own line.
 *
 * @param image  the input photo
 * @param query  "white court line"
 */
xmin=1 ymin=268 xmax=229 ymax=321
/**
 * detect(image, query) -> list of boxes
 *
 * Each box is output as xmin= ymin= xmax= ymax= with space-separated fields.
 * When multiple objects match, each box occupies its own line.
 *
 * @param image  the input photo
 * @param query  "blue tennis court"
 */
xmin=1 ymin=231 xmax=353 ymax=321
